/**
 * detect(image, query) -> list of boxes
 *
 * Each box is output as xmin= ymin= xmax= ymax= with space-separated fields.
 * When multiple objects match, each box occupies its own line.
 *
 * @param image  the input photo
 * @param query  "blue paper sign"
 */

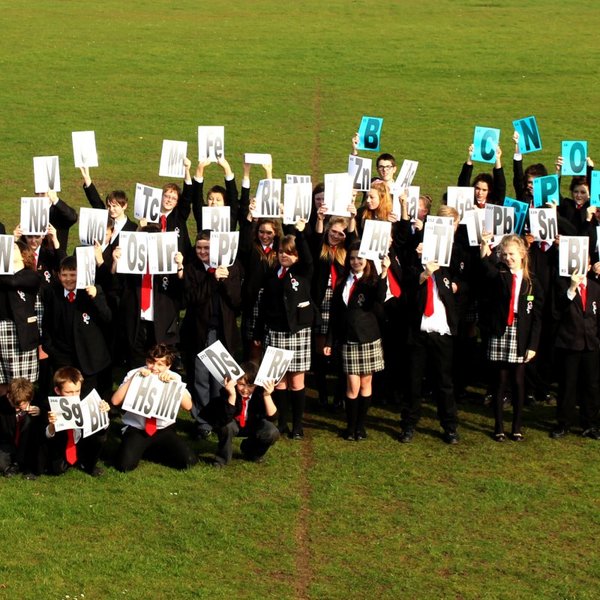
xmin=357 ymin=116 xmax=383 ymax=152
xmin=513 ymin=116 xmax=542 ymax=154
xmin=591 ymin=171 xmax=600 ymax=208
xmin=504 ymin=197 xmax=528 ymax=234
xmin=533 ymin=175 xmax=560 ymax=208
xmin=472 ymin=126 xmax=500 ymax=164
xmin=561 ymin=141 xmax=587 ymax=176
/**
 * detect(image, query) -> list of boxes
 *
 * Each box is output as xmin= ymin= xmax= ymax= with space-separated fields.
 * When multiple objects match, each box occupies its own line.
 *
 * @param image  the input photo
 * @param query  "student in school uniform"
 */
xmin=479 ymin=233 xmax=544 ymax=441
xmin=253 ymin=220 xmax=317 ymax=439
xmin=0 ymin=377 xmax=45 ymax=479
xmin=207 ymin=362 xmax=279 ymax=467
xmin=0 ymin=239 xmax=40 ymax=398
xmin=180 ymin=231 xmax=243 ymax=440
xmin=111 ymin=224 xmax=186 ymax=368
xmin=41 ymin=255 xmax=112 ymax=398
xmin=399 ymin=208 xmax=465 ymax=445
xmin=324 ymin=243 xmax=389 ymax=440
xmin=550 ymin=266 xmax=600 ymax=439
xmin=457 ymin=143 xmax=506 ymax=207
xmin=45 ymin=366 xmax=110 ymax=476
xmin=111 ymin=344 xmax=197 ymax=472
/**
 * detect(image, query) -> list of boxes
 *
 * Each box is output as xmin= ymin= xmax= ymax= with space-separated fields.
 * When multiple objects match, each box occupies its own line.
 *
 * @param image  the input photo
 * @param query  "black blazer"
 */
xmin=203 ymin=387 xmax=277 ymax=431
xmin=326 ymin=273 xmax=387 ymax=346
xmin=0 ymin=269 xmax=40 ymax=351
xmin=479 ymin=257 xmax=544 ymax=356
xmin=554 ymin=277 xmax=600 ymax=351
xmin=41 ymin=282 xmax=112 ymax=375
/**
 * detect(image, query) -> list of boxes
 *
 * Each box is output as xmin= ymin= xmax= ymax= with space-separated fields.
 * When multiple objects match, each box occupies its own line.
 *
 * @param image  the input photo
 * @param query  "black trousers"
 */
xmin=556 ymin=348 xmax=600 ymax=430
xmin=402 ymin=331 xmax=458 ymax=431
xmin=215 ymin=418 xmax=280 ymax=465
xmin=47 ymin=429 xmax=107 ymax=475
xmin=115 ymin=424 xmax=197 ymax=472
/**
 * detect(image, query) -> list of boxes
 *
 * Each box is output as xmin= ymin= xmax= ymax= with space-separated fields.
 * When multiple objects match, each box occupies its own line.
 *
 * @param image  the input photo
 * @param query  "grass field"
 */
xmin=1 ymin=1 xmax=600 ymax=599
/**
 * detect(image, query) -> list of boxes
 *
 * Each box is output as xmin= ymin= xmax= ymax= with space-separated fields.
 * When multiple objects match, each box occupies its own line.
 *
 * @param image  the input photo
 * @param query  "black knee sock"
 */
xmin=289 ymin=388 xmax=306 ymax=435
xmin=345 ymin=397 xmax=358 ymax=434
xmin=356 ymin=395 xmax=372 ymax=434
xmin=272 ymin=389 xmax=290 ymax=434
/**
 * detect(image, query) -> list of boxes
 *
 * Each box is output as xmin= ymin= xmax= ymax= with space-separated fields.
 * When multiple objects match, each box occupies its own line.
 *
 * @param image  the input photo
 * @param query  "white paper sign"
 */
xmin=79 ymin=207 xmax=108 ymax=246
xmin=253 ymin=179 xmax=282 ymax=218
xmin=283 ymin=182 xmax=312 ymax=225
xmin=421 ymin=216 xmax=455 ymax=267
xmin=254 ymin=346 xmax=294 ymax=387
xmin=198 ymin=126 xmax=225 ymax=162
xmin=209 ymin=231 xmax=239 ymax=268
xmin=324 ymin=173 xmax=352 ymax=217
xmin=75 ymin=246 xmax=96 ymax=289
xmin=33 ymin=156 xmax=61 ymax=193
xmin=485 ymin=205 xmax=515 ymax=238
xmin=72 ymin=131 xmax=98 ymax=168
xmin=244 ymin=153 xmax=272 ymax=165
xmin=358 ymin=220 xmax=391 ymax=261
xmin=405 ymin=186 xmax=420 ymax=221
xmin=0 ymin=236 xmax=15 ymax=275
xmin=393 ymin=159 xmax=419 ymax=194
xmin=20 ymin=197 xmax=50 ymax=235
xmin=147 ymin=232 xmax=179 ymax=274
xmin=81 ymin=389 xmax=109 ymax=438
xmin=134 ymin=183 xmax=162 ymax=222
xmin=559 ymin=236 xmax=589 ymax=277
xmin=159 ymin=140 xmax=187 ymax=178
xmin=528 ymin=208 xmax=558 ymax=243
xmin=202 ymin=206 xmax=231 ymax=232
xmin=117 ymin=232 xmax=148 ymax=275
xmin=463 ymin=209 xmax=486 ymax=246
xmin=286 ymin=174 xmax=312 ymax=184
xmin=348 ymin=155 xmax=372 ymax=192
xmin=121 ymin=374 xmax=187 ymax=425
xmin=446 ymin=186 xmax=475 ymax=223
xmin=48 ymin=396 xmax=83 ymax=432
xmin=197 ymin=340 xmax=245 ymax=387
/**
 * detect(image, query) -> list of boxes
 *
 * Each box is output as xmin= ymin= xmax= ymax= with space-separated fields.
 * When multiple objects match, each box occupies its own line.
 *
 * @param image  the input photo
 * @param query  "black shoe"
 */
xmin=511 ymin=432 xmax=525 ymax=442
xmin=550 ymin=428 xmax=568 ymax=440
xmin=443 ymin=430 xmax=460 ymax=445
xmin=211 ymin=461 xmax=225 ymax=468
xmin=196 ymin=427 xmax=213 ymax=441
xmin=343 ymin=429 xmax=356 ymax=441
xmin=290 ymin=431 xmax=304 ymax=441
xmin=23 ymin=472 xmax=38 ymax=481
xmin=581 ymin=428 xmax=600 ymax=440
xmin=89 ymin=467 xmax=105 ymax=477
xmin=355 ymin=428 xmax=368 ymax=441
xmin=3 ymin=464 xmax=20 ymax=478
xmin=399 ymin=428 xmax=414 ymax=444
xmin=494 ymin=433 xmax=506 ymax=443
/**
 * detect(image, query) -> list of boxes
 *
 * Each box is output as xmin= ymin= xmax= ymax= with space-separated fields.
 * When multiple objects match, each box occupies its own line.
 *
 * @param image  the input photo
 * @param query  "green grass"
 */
xmin=2 ymin=1 xmax=600 ymax=598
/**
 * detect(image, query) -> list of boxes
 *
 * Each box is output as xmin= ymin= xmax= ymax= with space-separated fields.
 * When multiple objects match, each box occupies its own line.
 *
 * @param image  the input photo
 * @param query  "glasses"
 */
xmin=377 ymin=164 xmax=394 ymax=171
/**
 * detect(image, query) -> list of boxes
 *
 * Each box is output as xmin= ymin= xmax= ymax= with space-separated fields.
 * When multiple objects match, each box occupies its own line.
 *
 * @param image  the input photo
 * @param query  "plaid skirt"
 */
xmin=0 ymin=321 xmax=39 ymax=384
xmin=487 ymin=318 xmax=524 ymax=363
xmin=316 ymin=287 xmax=333 ymax=335
xmin=265 ymin=327 xmax=311 ymax=372
xmin=342 ymin=338 xmax=384 ymax=375
xmin=243 ymin=289 xmax=263 ymax=342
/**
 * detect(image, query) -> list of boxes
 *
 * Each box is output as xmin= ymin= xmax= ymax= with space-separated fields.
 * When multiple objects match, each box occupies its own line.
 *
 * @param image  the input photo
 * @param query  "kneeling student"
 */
xmin=46 ymin=367 xmax=110 ymax=477
xmin=210 ymin=362 xmax=279 ymax=467
xmin=111 ymin=344 xmax=197 ymax=472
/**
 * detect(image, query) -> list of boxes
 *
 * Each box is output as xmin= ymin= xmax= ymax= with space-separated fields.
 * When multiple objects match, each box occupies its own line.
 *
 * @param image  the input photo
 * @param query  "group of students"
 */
xmin=1 ymin=131 xmax=600 ymax=479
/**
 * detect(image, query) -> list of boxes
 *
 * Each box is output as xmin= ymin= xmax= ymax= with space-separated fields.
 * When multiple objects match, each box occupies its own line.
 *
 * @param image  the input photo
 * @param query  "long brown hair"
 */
xmin=360 ymin=180 xmax=392 ymax=226
xmin=253 ymin=218 xmax=282 ymax=266
xmin=340 ymin=241 xmax=378 ymax=287
xmin=319 ymin=216 xmax=348 ymax=267
xmin=499 ymin=234 xmax=532 ymax=294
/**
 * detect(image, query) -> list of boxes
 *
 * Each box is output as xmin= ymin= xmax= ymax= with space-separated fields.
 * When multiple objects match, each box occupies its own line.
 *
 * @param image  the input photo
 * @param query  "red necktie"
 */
xmin=264 ymin=246 xmax=272 ymax=255
xmin=330 ymin=263 xmax=338 ymax=290
xmin=33 ymin=253 xmax=38 ymax=271
xmin=279 ymin=267 xmax=288 ymax=279
xmin=141 ymin=268 xmax=152 ymax=312
xmin=579 ymin=283 xmax=587 ymax=311
xmin=237 ymin=396 xmax=249 ymax=428
xmin=507 ymin=274 xmax=517 ymax=326
xmin=424 ymin=276 xmax=434 ymax=317
xmin=65 ymin=429 xmax=78 ymax=465
xmin=387 ymin=269 xmax=401 ymax=298
xmin=207 ymin=267 xmax=216 ymax=274
xmin=67 ymin=291 xmax=76 ymax=303
xmin=145 ymin=417 xmax=157 ymax=436
xmin=160 ymin=215 xmax=167 ymax=232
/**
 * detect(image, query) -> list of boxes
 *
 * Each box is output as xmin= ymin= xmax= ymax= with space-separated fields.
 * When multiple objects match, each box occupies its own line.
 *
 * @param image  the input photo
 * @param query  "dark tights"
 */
xmin=493 ymin=362 xmax=525 ymax=435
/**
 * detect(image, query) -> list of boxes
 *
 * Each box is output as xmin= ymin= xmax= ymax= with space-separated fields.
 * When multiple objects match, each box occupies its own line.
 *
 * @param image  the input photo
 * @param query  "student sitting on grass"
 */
xmin=207 ymin=362 xmax=279 ymax=467
xmin=0 ymin=377 xmax=45 ymax=479
xmin=46 ymin=367 xmax=110 ymax=477
xmin=111 ymin=344 xmax=197 ymax=472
